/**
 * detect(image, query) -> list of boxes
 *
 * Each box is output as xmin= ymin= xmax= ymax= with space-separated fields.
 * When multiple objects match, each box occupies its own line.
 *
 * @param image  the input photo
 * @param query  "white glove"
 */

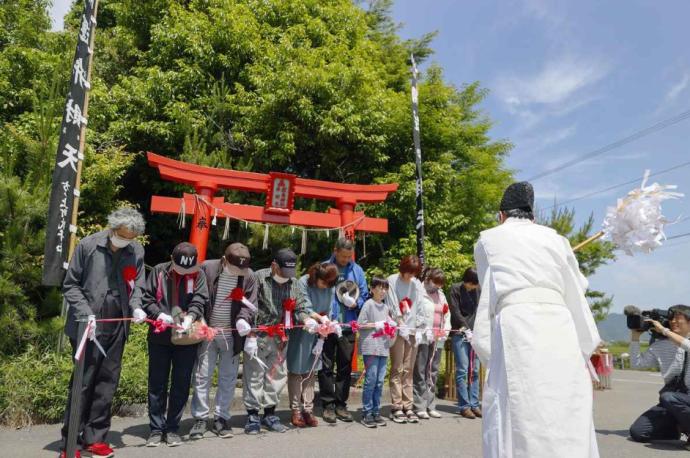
xmin=244 ymin=336 xmax=258 ymax=358
xmin=87 ymin=314 xmax=97 ymax=338
xmin=398 ymin=325 xmax=410 ymax=339
xmin=463 ymin=329 xmax=473 ymax=342
xmin=181 ymin=315 xmax=193 ymax=332
xmin=236 ymin=319 xmax=251 ymax=337
xmin=312 ymin=338 xmax=325 ymax=355
xmin=132 ymin=308 xmax=147 ymax=324
xmin=318 ymin=315 xmax=330 ymax=324
xmin=342 ymin=292 xmax=356 ymax=308
xmin=157 ymin=313 xmax=174 ymax=325
xmin=334 ymin=322 xmax=343 ymax=338
xmin=374 ymin=320 xmax=385 ymax=331
xmin=425 ymin=329 xmax=434 ymax=342
xmin=305 ymin=318 xmax=318 ymax=334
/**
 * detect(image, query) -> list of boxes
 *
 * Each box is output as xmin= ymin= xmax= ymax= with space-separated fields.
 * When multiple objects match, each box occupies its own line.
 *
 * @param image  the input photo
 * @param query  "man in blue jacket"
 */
xmin=318 ymin=237 xmax=369 ymax=424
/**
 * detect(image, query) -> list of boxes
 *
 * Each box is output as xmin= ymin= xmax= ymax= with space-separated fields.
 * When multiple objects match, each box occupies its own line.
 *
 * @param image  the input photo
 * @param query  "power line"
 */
xmin=667 ymin=231 xmax=690 ymax=241
xmin=527 ymin=109 xmax=690 ymax=181
xmin=540 ymin=159 xmax=690 ymax=211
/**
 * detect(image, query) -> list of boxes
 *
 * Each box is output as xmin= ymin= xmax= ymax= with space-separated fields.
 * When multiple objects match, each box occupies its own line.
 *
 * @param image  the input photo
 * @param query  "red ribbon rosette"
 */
xmin=229 ymin=287 xmax=245 ymax=301
xmin=399 ymin=297 xmax=412 ymax=315
xmin=372 ymin=322 xmax=397 ymax=339
xmin=123 ymin=265 xmax=137 ymax=298
xmin=282 ymin=298 xmax=296 ymax=329
xmin=196 ymin=323 xmax=218 ymax=341
xmin=442 ymin=303 xmax=449 ymax=315
xmin=258 ymin=324 xmax=287 ymax=342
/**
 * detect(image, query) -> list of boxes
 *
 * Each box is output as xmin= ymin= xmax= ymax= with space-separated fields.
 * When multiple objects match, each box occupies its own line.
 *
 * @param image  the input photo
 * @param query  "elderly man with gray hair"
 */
xmin=59 ymin=207 xmax=147 ymax=458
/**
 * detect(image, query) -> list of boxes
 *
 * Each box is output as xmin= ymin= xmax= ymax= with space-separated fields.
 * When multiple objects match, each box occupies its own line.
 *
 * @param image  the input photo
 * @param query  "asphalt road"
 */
xmin=1 ymin=369 xmax=686 ymax=457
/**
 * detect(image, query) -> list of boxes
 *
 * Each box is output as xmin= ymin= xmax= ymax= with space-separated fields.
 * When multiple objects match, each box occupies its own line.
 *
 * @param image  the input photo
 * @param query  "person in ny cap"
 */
xmin=472 ymin=181 xmax=601 ymax=458
xmin=189 ymin=242 xmax=258 ymax=440
xmin=141 ymin=242 xmax=209 ymax=447
xmin=242 ymin=248 xmax=301 ymax=435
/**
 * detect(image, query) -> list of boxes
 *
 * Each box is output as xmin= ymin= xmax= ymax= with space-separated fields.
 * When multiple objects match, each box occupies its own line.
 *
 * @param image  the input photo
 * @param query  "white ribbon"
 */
xmin=75 ymin=316 xmax=106 ymax=361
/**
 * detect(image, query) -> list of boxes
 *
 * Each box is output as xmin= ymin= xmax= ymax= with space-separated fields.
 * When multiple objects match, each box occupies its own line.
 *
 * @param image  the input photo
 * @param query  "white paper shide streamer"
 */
xmin=601 ymin=170 xmax=683 ymax=255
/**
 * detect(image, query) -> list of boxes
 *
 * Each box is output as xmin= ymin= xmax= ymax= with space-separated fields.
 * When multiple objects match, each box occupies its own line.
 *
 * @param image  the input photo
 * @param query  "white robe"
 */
xmin=473 ymin=218 xmax=601 ymax=458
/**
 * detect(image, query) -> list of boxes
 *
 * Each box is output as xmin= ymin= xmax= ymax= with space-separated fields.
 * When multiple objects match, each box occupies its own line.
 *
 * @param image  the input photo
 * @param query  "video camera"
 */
xmin=624 ymin=305 xmax=670 ymax=335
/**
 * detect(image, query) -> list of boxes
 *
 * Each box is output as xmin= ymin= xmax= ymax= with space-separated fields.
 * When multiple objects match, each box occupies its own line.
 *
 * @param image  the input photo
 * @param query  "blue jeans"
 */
xmin=362 ymin=355 xmax=388 ymax=416
xmin=452 ymin=335 xmax=480 ymax=410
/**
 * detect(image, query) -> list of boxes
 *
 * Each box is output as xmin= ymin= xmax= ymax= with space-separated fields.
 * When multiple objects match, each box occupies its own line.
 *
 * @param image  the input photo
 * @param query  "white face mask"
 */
xmin=273 ymin=274 xmax=289 ymax=284
xmin=425 ymin=283 xmax=439 ymax=294
xmin=110 ymin=233 xmax=132 ymax=248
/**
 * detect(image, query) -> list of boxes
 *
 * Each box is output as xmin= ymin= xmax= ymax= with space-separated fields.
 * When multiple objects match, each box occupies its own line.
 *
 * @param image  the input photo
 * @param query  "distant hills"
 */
xmin=597 ymin=312 xmax=649 ymax=343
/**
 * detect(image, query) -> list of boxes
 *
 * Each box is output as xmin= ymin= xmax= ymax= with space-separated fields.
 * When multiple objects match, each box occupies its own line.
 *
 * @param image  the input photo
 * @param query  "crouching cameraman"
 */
xmin=629 ymin=304 xmax=690 ymax=443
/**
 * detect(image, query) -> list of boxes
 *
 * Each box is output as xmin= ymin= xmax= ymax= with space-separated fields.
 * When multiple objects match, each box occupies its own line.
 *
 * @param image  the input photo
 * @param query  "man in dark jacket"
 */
xmin=142 ymin=242 xmax=208 ymax=447
xmin=449 ymin=266 xmax=481 ymax=419
xmin=189 ymin=242 xmax=257 ymax=440
xmin=60 ymin=208 xmax=147 ymax=458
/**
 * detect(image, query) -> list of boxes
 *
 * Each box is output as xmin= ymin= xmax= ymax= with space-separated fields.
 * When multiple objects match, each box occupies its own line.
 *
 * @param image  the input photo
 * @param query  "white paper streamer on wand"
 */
xmin=602 ymin=170 xmax=683 ymax=255
xmin=301 ymin=229 xmax=308 ymax=255
xmin=262 ymin=224 xmax=270 ymax=250
xmin=212 ymin=208 xmax=218 ymax=226
xmin=222 ymin=216 xmax=230 ymax=240
xmin=177 ymin=197 xmax=186 ymax=229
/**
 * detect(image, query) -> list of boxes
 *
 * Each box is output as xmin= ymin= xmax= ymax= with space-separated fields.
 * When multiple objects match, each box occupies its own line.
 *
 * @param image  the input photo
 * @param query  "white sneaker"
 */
xmin=416 ymin=410 xmax=430 ymax=420
xmin=428 ymin=409 xmax=442 ymax=418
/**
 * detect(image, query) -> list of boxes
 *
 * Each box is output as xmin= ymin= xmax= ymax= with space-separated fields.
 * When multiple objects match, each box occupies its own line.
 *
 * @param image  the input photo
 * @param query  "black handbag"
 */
xmin=659 ymin=351 xmax=689 ymax=395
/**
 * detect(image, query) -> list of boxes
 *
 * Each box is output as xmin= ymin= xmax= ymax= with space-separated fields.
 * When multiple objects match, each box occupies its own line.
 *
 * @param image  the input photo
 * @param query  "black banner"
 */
xmin=42 ymin=0 xmax=97 ymax=286
xmin=410 ymin=54 xmax=425 ymax=266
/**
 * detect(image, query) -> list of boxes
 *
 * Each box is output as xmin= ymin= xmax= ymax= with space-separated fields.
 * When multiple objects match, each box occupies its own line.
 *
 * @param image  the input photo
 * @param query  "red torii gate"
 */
xmin=147 ymin=152 xmax=398 ymax=262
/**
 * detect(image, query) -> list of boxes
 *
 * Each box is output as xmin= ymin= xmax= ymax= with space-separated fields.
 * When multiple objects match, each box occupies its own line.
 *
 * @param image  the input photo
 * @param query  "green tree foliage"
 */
xmin=541 ymin=207 xmax=616 ymax=321
xmin=75 ymin=0 xmax=513 ymax=284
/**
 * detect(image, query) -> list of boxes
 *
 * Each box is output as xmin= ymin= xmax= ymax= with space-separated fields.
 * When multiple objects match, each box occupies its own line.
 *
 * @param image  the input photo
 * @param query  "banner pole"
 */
xmin=410 ymin=54 xmax=426 ymax=267
xmin=65 ymin=314 xmax=88 ymax=458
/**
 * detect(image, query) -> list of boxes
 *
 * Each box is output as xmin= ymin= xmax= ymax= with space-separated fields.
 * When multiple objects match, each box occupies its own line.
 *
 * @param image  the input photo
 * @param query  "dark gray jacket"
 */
xmin=142 ymin=261 xmax=209 ymax=345
xmin=201 ymin=259 xmax=257 ymax=355
xmin=449 ymin=283 xmax=480 ymax=335
xmin=63 ymin=230 xmax=145 ymax=340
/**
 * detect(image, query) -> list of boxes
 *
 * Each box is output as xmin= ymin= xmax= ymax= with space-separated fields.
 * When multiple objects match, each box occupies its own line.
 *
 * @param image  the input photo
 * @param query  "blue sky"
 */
xmin=49 ymin=1 xmax=690 ymax=313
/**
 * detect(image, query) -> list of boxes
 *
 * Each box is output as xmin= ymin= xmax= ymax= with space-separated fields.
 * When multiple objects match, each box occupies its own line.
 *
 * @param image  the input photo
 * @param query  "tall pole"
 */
xmin=410 ymin=54 xmax=426 ymax=266
xmin=66 ymin=314 xmax=88 ymax=458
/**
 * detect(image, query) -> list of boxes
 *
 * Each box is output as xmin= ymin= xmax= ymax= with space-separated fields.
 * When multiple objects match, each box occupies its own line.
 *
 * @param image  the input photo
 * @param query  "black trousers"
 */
xmin=318 ymin=331 xmax=355 ymax=409
xmin=61 ymin=331 xmax=126 ymax=448
xmin=629 ymin=391 xmax=690 ymax=442
xmin=147 ymin=341 xmax=198 ymax=433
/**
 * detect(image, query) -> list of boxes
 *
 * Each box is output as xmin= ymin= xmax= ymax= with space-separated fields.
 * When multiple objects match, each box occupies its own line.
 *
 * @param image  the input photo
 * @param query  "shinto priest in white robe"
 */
xmin=473 ymin=217 xmax=601 ymax=458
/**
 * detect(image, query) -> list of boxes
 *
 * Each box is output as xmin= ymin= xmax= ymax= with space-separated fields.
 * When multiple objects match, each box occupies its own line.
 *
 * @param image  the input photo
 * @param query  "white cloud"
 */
xmin=497 ymin=56 xmax=609 ymax=109
xmin=493 ymin=56 xmax=610 ymax=134
xmin=653 ymin=71 xmax=690 ymax=117
xmin=664 ymin=73 xmax=689 ymax=103
xmin=515 ymin=125 xmax=577 ymax=155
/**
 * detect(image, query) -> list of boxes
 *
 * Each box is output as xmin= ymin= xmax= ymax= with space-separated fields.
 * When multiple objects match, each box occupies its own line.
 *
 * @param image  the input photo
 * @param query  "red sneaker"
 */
xmin=84 ymin=443 xmax=114 ymax=458
xmin=59 ymin=450 xmax=81 ymax=458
